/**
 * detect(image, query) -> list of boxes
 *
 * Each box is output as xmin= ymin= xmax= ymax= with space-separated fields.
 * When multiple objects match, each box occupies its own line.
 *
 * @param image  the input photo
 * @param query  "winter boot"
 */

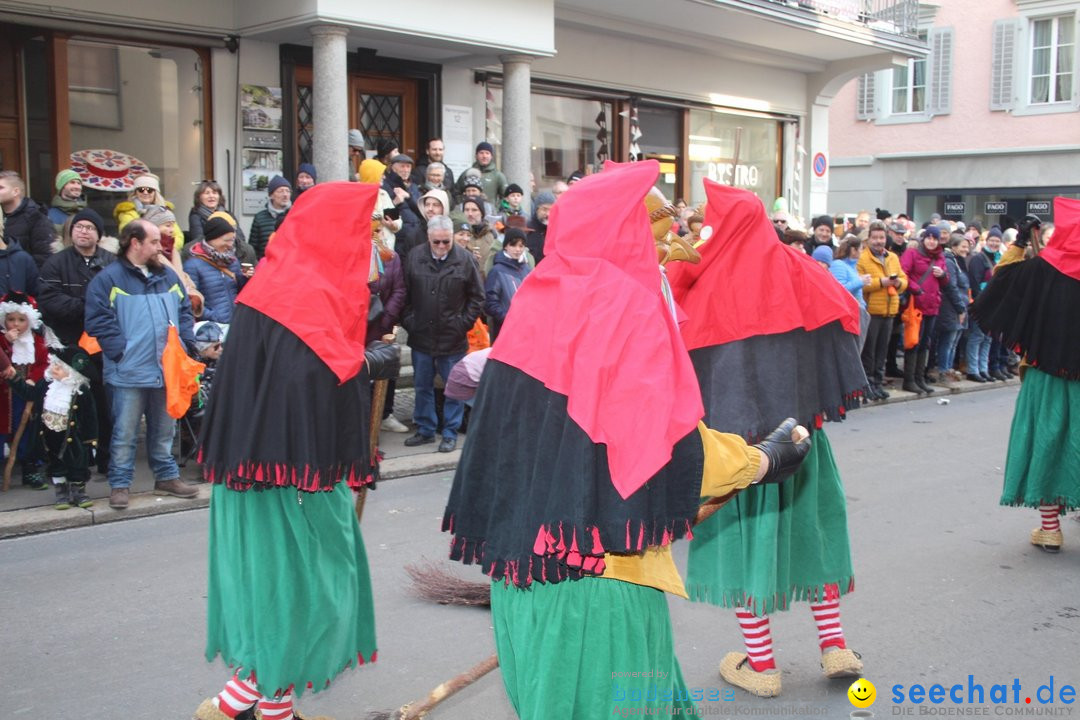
xmin=901 ymin=351 xmax=923 ymax=394
xmin=69 ymin=482 xmax=93 ymax=509
xmin=53 ymin=481 xmax=72 ymax=510
xmin=915 ymin=350 xmax=935 ymax=394
xmin=22 ymin=463 xmax=48 ymax=490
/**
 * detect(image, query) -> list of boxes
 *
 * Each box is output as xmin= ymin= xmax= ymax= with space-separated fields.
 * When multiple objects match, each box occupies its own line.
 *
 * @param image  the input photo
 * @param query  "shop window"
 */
xmin=487 ymin=87 xmax=612 ymax=190
xmin=67 ymin=40 xmax=204 ymax=233
xmin=69 ymin=42 xmax=121 ymax=129
xmin=687 ymin=109 xmax=779 ymax=211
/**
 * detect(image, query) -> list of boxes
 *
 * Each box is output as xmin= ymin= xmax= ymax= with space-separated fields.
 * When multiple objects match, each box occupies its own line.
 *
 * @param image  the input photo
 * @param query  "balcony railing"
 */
xmin=765 ymin=0 xmax=920 ymax=37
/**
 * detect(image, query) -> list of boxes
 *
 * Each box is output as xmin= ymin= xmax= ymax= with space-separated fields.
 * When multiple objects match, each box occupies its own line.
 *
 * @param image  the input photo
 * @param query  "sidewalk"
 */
xmin=0 ymin=375 xmax=1017 ymax=539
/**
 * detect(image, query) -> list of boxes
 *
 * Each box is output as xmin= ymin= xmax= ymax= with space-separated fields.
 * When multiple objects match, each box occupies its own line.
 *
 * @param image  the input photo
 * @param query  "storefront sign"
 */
xmin=943 ymin=201 xmax=966 ymax=215
xmin=1027 ymin=200 xmax=1051 ymax=216
xmin=705 ymin=163 xmax=760 ymax=187
xmin=984 ymin=201 xmax=1008 ymax=214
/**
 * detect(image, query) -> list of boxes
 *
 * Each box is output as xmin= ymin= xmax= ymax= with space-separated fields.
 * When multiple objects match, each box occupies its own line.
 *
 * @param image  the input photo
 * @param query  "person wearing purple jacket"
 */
xmin=367 ymin=238 xmax=408 ymax=432
xmin=899 ymin=225 xmax=950 ymax=394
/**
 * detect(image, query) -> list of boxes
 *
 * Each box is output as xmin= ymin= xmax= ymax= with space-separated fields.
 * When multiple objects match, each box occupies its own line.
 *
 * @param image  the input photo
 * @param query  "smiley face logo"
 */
xmin=848 ymin=678 xmax=876 ymax=708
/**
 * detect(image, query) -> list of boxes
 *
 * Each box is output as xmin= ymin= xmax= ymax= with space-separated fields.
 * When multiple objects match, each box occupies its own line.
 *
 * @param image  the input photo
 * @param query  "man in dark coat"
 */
xmin=0 ymin=170 xmax=55 ymax=267
xmin=402 ymin=214 xmax=484 ymax=453
xmin=526 ymin=190 xmax=555 ymax=264
xmin=38 ymin=208 xmax=116 ymax=472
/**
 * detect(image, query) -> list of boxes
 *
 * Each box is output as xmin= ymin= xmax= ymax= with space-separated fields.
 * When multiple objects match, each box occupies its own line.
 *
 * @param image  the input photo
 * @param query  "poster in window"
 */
xmin=241 ymin=149 xmax=284 ymax=215
xmin=241 ymin=85 xmax=283 ymax=131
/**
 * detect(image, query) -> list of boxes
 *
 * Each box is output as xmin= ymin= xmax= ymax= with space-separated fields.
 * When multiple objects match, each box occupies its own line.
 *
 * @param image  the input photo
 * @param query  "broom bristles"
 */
xmin=405 ymin=560 xmax=492 ymax=607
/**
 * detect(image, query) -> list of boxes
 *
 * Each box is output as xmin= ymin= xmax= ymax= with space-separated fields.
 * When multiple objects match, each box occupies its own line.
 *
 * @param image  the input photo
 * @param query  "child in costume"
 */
xmin=194 ymin=183 xmax=399 ymax=720
xmin=667 ymin=181 xmax=869 ymax=698
xmin=973 ymin=204 xmax=1080 ymax=553
xmin=7 ymin=346 xmax=98 ymax=509
xmin=443 ymin=161 xmax=811 ymax=719
xmin=0 ymin=292 xmax=53 ymax=490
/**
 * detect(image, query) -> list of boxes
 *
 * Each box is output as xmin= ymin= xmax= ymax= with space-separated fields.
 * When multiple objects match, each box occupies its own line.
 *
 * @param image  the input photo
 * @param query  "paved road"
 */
xmin=2 ymin=385 xmax=1078 ymax=720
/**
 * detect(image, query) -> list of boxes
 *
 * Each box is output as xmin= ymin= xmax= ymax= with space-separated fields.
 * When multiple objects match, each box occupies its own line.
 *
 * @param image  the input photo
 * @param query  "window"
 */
xmin=856 ymin=27 xmax=951 ymax=123
xmin=1030 ymin=15 xmax=1074 ymax=104
xmin=68 ymin=41 xmax=121 ymax=129
xmin=891 ymin=32 xmax=928 ymax=114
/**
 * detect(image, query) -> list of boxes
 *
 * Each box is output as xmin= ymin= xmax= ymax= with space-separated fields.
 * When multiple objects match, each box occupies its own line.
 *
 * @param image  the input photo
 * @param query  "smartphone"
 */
xmin=383 ymin=207 xmax=401 ymax=221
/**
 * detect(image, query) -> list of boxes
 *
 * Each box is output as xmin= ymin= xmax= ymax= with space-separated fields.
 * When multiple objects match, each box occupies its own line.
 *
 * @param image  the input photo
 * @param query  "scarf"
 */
xmin=192 ymin=239 xmax=237 ymax=268
xmin=266 ymin=201 xmax=290 ymax=218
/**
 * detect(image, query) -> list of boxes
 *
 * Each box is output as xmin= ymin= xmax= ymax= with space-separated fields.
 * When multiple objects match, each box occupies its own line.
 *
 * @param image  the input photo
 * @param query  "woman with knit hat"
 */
xmin=183 ymin=216 xmax=251 ymax=324
xmin=112 ymin=173 xmax=185 ymax=247
xmin=359 ymin=159 xmax=402 ymax=252
xmin=899 ymin=225 xmax=962 ymax=394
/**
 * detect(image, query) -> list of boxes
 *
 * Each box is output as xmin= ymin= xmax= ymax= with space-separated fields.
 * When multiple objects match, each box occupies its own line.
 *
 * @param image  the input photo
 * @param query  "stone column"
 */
xmin=310 ymin=25 xmax=349 ymax=182
xmin=500 ymin=54 xmax=534 ymax=213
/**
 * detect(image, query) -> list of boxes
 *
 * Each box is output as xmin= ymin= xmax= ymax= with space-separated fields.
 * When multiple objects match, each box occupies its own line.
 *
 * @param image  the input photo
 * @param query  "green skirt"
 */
xmin=1001 ymin=368 xmax=1080 ymax=512
xmin=205 ymin=483 xmax=377 ymax=697
xmin=685 ymin=430 xmax=854 ymax=616
xmin=491 ymin=577 xmax=699 ymax=719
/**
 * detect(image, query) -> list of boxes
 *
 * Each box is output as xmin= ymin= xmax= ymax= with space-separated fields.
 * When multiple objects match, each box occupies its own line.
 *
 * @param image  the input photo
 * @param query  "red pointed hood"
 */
xmin=667 ymin=180 xmax=859 ymax=349
xmin=490 ymin=160 xmax=704 ymax=500
xmin=238 ymin=182 xmax=377 ymax=384
xmin=1039 ymin=197 xmax=1080 ymax=282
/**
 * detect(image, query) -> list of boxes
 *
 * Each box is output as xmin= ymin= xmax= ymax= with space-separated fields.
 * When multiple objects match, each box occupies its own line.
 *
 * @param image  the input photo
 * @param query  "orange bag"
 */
xmin=162 ymin=325 xmax=206 ymax=419
xmin=467 ymin=318 xmax=490 ymax=353
xmin=901 ymin=296 xmax=923 ymax=351
xmin=78 ymin=332 xmax=101 ymax=355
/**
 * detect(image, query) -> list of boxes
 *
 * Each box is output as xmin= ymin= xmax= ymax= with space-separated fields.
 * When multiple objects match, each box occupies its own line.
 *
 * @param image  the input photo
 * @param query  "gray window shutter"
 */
xmin=990 ymin=19 xmax=1017 ymax=111
xmin=856 ymin=72 xmax=876 ymax=120
xmin=928 ymin=27 xmax=954 ymax=115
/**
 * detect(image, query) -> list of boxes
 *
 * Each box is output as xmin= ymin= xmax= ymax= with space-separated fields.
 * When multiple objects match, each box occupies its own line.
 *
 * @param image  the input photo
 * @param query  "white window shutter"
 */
xmin=928 ymin=27 xmax=954 ymax=115
xmin=990 ymin=19 xmax=1017 ymax=111
xmin=856 ymin=72 xmax=876 ymax=120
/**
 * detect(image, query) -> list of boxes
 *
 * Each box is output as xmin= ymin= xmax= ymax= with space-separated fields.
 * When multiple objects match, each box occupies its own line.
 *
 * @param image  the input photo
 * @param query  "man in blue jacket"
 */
xmin=85 ymin=219 xmax=199 ymax=509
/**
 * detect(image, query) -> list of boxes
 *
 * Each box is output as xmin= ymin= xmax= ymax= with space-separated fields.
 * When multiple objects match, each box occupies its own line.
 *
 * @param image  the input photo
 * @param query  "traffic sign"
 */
xmin=943 ymin=201 xmax=965 ymax=216
xmin=1027 ymin=200 xmax=1051 ymax=216
xmin=984 ymin=201 xmax=1008 ymax=214
xmin=812 ymin=152 xmax=827 ymax=177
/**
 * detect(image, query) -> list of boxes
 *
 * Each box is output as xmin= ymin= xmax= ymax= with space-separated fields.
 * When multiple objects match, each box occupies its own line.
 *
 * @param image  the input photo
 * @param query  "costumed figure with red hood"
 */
xmin=193 ymin=183 xmax=400 ymax=720
xmin=667 ymin=181 xmax=869 ymax=698
xmin=0 ymin=292 xmax=55 ymax=490
xmin=442 ymin=161 xmax=812 ymax=719
xmin=972 ymin=203 xmax=1080 ymax=554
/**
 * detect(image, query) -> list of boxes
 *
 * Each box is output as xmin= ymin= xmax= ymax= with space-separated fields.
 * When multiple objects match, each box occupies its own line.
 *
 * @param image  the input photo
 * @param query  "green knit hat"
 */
xmin=55 ymin=169 xmax=81 ymax=192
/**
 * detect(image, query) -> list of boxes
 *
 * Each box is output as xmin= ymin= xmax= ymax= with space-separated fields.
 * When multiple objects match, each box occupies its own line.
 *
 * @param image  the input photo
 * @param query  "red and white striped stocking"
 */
xmin=258 ymin=692 xmax=296 ymax=720
xmin=735 ymin=608 xmax=776 ymax=671
xmin=1040 ymin=504 xmax=1062 ymax=532
xmin=214 ymin=672 xmax=260 ymax=718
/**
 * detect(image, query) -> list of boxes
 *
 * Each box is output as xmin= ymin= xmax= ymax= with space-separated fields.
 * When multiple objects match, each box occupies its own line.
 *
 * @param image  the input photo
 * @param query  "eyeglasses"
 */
xmin=72 ymin=223 xmax=97 ymax=233
xmin=135 ymin=187 xmax=155 ymax=194
xmin=431 ymin=239 xmax=451 ymax=245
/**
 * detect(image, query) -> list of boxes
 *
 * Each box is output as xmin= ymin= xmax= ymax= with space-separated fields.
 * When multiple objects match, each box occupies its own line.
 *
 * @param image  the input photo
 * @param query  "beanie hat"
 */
xmin=875 ymin=208 xmax=891 ymax=220
xmin=463 ymin=175 xmax=484 ymax=190
xmin=267 ymin=175 xmax=291 ymax=195
xmin=811 ymin=245 xmax=834 ymax=264
xmin=143 ymin=205 xmax=176 ymax=227
xmin=453 ymin=219 xmax=472 ymax=235
xmin=505 ymin=183 xmax=524 ymax=196
xmin=811 ymin=215 xmax=833 ymax=231
xmin=203 ymin=216 xmax=234 ymax=242
xmin=476 ymin=141 xmax=494 ymax=155
xmin=567 ymin=170 xmax=585 ymax=184
xmin=347 ymin=129 xmax=366 ymax=148
xmin=502 ymin=227 xmax=527 ymax=248
xmin=988 ymin=226 xmax=1003 ymax=240
xmin=375 ymin=138 xmax=398 ymax=160
xmin=132 ymin=174 xmax=160 ymax=192
xmin=923 ymin=225 xmax=941 ymax=240
xmin=55 ymin=169 xmax=81 ymax=192
xmin=194 ymin=321 xmax=225 ymax=352
xmin=297 ymin=162 xmax=317 ymax=182
xmin=70 ymin=208 xmax=103 ymax=238
xmin=534 ymin=191 xmax=556 ymax=207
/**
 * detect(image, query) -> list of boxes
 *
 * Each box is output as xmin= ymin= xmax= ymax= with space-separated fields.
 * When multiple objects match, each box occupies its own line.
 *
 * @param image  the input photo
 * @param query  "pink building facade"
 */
xmin=828 ymin=0 xmax=1079 ymax=227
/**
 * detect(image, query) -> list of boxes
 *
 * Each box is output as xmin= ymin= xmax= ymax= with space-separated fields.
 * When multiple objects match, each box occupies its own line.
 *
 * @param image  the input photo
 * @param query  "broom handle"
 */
xmin=398 ymin=653 xmax=500 ymax=720
xmin=2 ymin=401 xmax=33 ymax=492
xmin=356 ymin=378 xmax=389 ymax=523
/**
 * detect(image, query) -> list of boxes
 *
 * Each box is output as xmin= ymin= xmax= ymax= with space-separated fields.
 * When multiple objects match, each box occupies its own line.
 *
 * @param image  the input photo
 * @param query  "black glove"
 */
xmin=364 ymin=341 xmax=400 ymax=381
xmin=752 ymin=418 xmax=812 ymax=485
xmin=1015 ymin=214 xmax=1042 ymax=249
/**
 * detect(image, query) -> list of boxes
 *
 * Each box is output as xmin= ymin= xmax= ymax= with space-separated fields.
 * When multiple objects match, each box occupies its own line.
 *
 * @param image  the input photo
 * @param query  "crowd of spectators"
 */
xmin=2 ymin=134 xmax=1029 ymax=509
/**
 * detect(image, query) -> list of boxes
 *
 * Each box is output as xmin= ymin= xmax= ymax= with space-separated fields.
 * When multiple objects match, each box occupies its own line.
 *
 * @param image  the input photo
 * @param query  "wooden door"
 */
xmin=349 ymin=74 xmax=419 ymax=159
xmin=0 ymin=27 xmax=24 ymax=173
